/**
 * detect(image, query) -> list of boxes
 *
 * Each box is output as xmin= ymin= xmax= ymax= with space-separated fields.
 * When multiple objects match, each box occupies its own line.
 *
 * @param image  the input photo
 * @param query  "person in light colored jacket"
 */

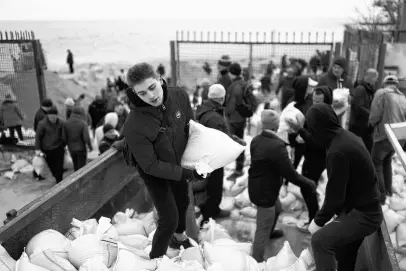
xmin=369 ymin=75 xmax=406 ymax=204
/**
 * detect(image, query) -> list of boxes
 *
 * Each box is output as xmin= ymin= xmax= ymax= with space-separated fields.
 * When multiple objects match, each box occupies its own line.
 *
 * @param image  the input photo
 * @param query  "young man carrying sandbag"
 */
xmin=122 ymin=63 xmax=205 ymax=259
xmin=248 ymin=109 xmax=317 ymax=262
xmin=305 ymin=103 xmax=383 ymax=271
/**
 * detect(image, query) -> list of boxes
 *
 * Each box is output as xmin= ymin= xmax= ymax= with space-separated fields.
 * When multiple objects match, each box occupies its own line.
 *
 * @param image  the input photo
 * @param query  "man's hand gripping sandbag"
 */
xmin=181 ymin=120 xmax=246 ymax=175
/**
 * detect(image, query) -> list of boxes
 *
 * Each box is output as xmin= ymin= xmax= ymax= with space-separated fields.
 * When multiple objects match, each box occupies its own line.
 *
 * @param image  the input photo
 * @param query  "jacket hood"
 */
xmin=315 ymin=85 xmax=333 ymax=105
xmin=195 ymin=99 xmax=223 ymax=121
xmin=104 ymin=112 xmax=118 ymax=128
xmin=306 ymin=103 xmax=342 ymax=148
xmin=126 ymin=79 xmax=169 ymax=111
xmin=293 ymin=76 xmax=309 ymax=103
xmin=71 ymin=106 xmax=85 ymax=118
xmin=354 ymin=80 xmax=375 ymax=95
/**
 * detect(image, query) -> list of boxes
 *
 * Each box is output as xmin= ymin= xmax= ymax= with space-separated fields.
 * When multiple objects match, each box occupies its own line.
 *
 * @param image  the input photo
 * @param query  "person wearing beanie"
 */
xmin=224 ymin=62 xmax=248 ymax=181
xmin=369 ymin=74 xmax=406 ymax=203
xmin=63 ymin=106 xmax=93 ymax=171
xmin=249 ymin=109 xmax=316 ymax=262
xmin=99 ymin=123 xmax=119 ymax=155
xmin=35 ymin=106 xmax=66 ymax=184
xmin=65 ymin=97 xmax=75 ymax=120
xmin=0 ymin=92 xmax=25 ymax=142
xmin=195 ymin=84 xmax=231 ymax=224
xmin=34 ymin=98 xmax=53 ymax=132
xmin=217 ymin=55 xmax=233 ymax=94
xmin=123 ymin=62 xmax=202 ymax=259
xmin=304 ymin=103 xmax=382 ymax=271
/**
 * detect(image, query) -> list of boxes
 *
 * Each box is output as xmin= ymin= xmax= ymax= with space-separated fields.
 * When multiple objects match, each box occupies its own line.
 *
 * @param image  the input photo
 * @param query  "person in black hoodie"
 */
xmin=123 ymin=62 xmax=204 ymax=259
xmin=276 ymin=65 xmax=297 ymax=110
xmin=249 ymin=109 xmax=316 ymax=262
xmin=217 ymin=55 xmax=233 ymax=93
xmin=288 ymin=76 xmax=316 ymax=169
xmin=305 ymin=103 xmax=382 ymax=271
xmin=99 ymin=123 xmax=119 ymax=154
xmin=88 ymin=95 xmax=107 ymax=135
xmin=288 ymin=85 xmax=333 ymax=232
xmin=34 ymin=98 xmax=53 ymax=132
xmin=349 ymin=69 xmax=379 ymax=153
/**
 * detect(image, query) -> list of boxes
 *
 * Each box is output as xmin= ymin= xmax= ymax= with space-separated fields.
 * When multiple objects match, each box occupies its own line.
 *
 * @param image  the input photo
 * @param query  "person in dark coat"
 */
xmin=0 ymin=93 xmax=25 ymax=141
xmin=317 ymin=57 xmax=353 ymax=91
xmin=276 ymin=65 xmax=297 ymax=110
xmin=195 ymin=84 xmax=230 ymax=224
xmin=249 ymin=109 xmax=316 ymax=262
xmin=123 ymin=62 xmax=204 ymax=259
xmin=35 ymin=106 xmax=66 ymax=184
xmin=305 ymin=103 xmax=382 ymax=271
xmin=34 ymin=98 xmax=53 ymax=132
xmin=98 ymin=123 xmax=119 ymax=155
xmin=67 ymin=49 xmax=74 ymax=74
xmin=349 ymin=69 xmax=379 ymax=153
xmin=224 ymin=62 xmax=248 ymax=180
xmin=288 ymin=85 xmax=333 ymax=232
xmin=63 ymin=106 xmax=93 ymax=171
xmin=217 ymin=55 xmax=233 ymax=94
xmin=88 ymin=95 xmax=107 ymax=134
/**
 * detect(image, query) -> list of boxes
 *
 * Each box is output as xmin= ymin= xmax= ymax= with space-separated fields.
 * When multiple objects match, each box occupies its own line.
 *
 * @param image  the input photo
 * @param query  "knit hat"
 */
xmin=218 ymin=55 xmax=232 ymax=67
xmin=333 ymin=57 xmax=347 ymax=71
xmin=103 ymin=123 xmax=115 ymax=134
xmin=229 ymin=62 xmax=242 ymax=76
xmin=41 ymin=98 xmax=53 ymax=108
xmin=383 ymin=75 xmax=399 ymax=85
xmin=48 ymin=106 xmax=58 ymax=115
xmin=261 ymin=109 xmax=280 ymax=130
xmin=208 ymin=84 xmax=226 ymax=99
xmin=64 ymin=98 xmax=75 ymax=107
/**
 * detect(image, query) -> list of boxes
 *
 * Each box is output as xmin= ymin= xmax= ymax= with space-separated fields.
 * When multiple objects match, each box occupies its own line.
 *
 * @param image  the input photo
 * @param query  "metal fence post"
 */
xmin=32 ymin=40 xmax=46 ymax=102
xmin=248 ymin=44 xmax=253 ymax=79
xmin=377 ymin=43 xmax=387 ymax=88
xmin=170 ymin=41 xmax=177 ymax=87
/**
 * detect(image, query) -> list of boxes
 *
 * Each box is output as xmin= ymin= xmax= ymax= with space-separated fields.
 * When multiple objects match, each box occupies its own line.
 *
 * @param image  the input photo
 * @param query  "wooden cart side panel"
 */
xmin=0 ymin=149 xmax=141 ymax=259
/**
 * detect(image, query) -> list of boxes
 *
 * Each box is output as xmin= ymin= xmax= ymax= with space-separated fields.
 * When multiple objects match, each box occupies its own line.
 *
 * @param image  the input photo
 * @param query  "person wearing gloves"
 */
xmin=99 ymin=123 xmax=119 ymax=155
xmin=122 ymin=62 xmax=203 ymax=259
xmin=249 ymin=109 xmax=317 ymax=262
xmin=195 ymin=84 xmax=246 ymax=224
xmin=305 ymin=103 xmax=382 ymax=271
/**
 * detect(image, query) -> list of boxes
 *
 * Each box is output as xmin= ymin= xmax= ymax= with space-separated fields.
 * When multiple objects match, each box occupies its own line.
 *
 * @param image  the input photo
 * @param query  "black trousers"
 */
xmin=143 ymin=177 xmax=190 ymax=259
xmin=69 ymin=63 xmax=74 ymax=74
xmin=70 ymin=151 xmax=87 ymax=171
xmin=301 ymin=155 xmax=326 ymax=223
xmin=349 ymin=126 xmax=373 ymax=153
xmin=200 ymin=167 xmax=224 ymax=222
xmin=229 ymin=122 xmax=246 ymax=172
xmin=44 ymin=146 xmax=65 ymax=183
xmin=8 ymin=125 xmax=23 ymax=140
xmin=311 ymin=205 xmax=382 ymax=271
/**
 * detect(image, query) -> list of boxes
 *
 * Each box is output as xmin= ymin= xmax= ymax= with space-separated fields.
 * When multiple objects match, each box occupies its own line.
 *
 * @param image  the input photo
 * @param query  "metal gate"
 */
xmin=170 ymin=31 xmax=336 ymax=90
xmin=0 ymin=30 xmax=47 ymax=129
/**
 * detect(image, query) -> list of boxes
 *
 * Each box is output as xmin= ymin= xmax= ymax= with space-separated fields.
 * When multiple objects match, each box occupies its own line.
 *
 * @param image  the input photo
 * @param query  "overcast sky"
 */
xmin=0 ymin=0 xmax=375 ymax=20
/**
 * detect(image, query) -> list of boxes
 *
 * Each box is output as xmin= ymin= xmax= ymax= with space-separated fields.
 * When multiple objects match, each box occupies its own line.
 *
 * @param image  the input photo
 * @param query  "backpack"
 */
xmin=235 ymin=81 xmax=258 ymax=118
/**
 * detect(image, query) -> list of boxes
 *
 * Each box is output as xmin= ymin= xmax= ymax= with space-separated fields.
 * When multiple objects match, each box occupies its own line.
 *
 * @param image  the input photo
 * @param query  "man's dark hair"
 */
xmin=126 ymin=62 xmax=156 ymax=87
xmin=314 ymin=88 xmax=324 ymax=95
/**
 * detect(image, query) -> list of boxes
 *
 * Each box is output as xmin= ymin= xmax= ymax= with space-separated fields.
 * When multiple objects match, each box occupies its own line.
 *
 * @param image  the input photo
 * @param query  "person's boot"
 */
xmin=270 ymin=229 xmax=284 ymax=239
xmin=168 ymin=235 xmax=193 ymax=250
xmin=226 ymin=170 xmax=244 ymax=181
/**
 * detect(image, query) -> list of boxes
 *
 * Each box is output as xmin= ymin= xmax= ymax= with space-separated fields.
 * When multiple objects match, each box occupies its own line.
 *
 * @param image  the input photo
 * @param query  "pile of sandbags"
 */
xmin=381 ymin=155 xmax=406 ymax=270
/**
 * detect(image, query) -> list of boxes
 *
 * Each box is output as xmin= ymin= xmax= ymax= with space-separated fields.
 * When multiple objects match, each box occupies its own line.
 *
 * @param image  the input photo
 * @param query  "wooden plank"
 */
xmin=0 ymin=149 xmax=141 ymax=259
xmin=388 ymin=122 xmax=406 ymax=141
xmin=385 ymin=123 xmax=406 ymax=170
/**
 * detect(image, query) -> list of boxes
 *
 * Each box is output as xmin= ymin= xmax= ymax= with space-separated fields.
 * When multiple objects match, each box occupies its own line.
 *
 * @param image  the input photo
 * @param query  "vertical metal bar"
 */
xmin=20 ymin=31 xmax=24 ymax=39
xmin=15 ymin=31 xmax=19 ymax=39
xmin=0 ymin=31 xmax=3 ymax=40
xmin=263 ymin=32 xmax=266 ymax=42
xmin=10 ymin=32 xmax=14 ymax=39
xmin=32 ymin=40 xmax=47 ymax=103
xmin=228 ymin=32 xmax=231 ymax=42
xmin=235 ymin=32 xmax=237 ymax=42
xmin=176 ymin=31 xmax=179 ymax=41
xmin=316 ymin=32 xmax=319 ymax=43
xmin=256 ymin=32 xmax=259 ymax=43
xmin=214 ymin=32 xmax=216 ymax=42
xmin=201 ymin=31 xmax=203 ymax=41
xmin=186 ymin=31 xmax=190 ymax=41
xmin=31 ymin=31 xmax=35 ymax=39
xmin=324 ymin=32 xmax=327 ymax=43
xmin=221 ymin=32 xmax=223 ymax=42
xmin=285 ymin=32 xmax=288 ymax=43
xmin=170 ymin=41 xmax=177 ymax=87
xmin=376 ymin=43 xmax=387 ymax=87
xmin=194 ymin=31 xmax=196 ymax=41
xmin=249 ymin=44 xmax=253 ymax=80
xmin=301 ymin=32 xmax=303 ymax=42
xmin=308 ymin=32 xmax=311 ymax=42
xmin=293 ymin=32 xmax=296 ymax=42
xmin=332 ymin=32 xmax=335 ymax=43
xmin=207 ymin=31 xmax=210 ymax=42
xmin=5 ymin=31 xmax=8 ymax=40
xmin=278 ymin=32 xmax=280 ymax=42
xmin=271 ymin=31 xmax=274 ymax=42
xmin=242 ymin=32 xmax=245 ymax=42
xmin=25 ymin=30 xmax=29 ymax=39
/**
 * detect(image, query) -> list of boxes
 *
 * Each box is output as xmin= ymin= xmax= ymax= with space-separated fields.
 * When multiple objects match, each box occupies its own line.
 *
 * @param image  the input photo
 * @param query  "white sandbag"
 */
xmin=206 ymin=263 xmax=226 ymax=271
xmin=156 ymin=256 xmax=205 ymax=271
xmin=117 ymin=234 xmax=151 ymax=250
xmin=400 ymin=258 xmax=406 ymax=270
xmin=289 ymin=200 xmax=304 ymax=212
xmin=280 ymin=192 xmax=297 ymax=211
xmin=100 ymin=237 xmax=118 ymax=268
xmin=15 ymin=252 xmax=49 ymax=271
xmin=112 ymin=209 xmax=134 ymax=224
xmin=65 ymin=218 xmax=99 ymax=241
xmin=32 ymin=155 xmax=46 ymax=176
xmin=384 ymin=209 xmax=406 ymax=233
xmin=202 ymin=242 xmax=259 ymax=271
xmin=26 ymin=229 xmax=71 ymax=259
xmin=277 ymin=102 xmax=305 ymax=142
xmin=219 ymin=197 xmax=235 ymax=212
xmin=265 ymin=241 xmax=298 ymax=271
xmin=230 ymin=209 xmax=241 ymax=219
xmin=239 ymin=207 xmax=257 ymax=219
xmin=114 ymin=219 xmax=148 ymax=236
xmin=30 ymin=249 xmax=76 ymax=271
xmin=392 ymin=175 xmax=405 ymax=195
xmin=132 ymin=212 xmax=157 ymax=235
xmin=181 ymin=120 xmax=245 ymax=173
xmin=19 ymin=164 xmax=34 ymax=174
xmin=223 ymin=180 xmax=235 ymax=191
xmin=235 ymin=173 xmax=249 ymax=188
xmin=96 ymin=217 xmax=119 ymax=240
xmin=198 ymin=219 xmax=232 ymax=243
xmin=0 ymin=244 xmax=16 ymax=271
xmin=390 ymin=196 xmax=406 ymax=211
xmin=112 ymin=243 xmax=158 ymax=271
xmin=230 ymin=220 xmax=256 ymax=242
xmin=79 ymin=258 xmax=109 ymax=271
xmin=68 ymin=234 xmax=108 ymax=268
xmin=390 ymin=232 xmax=397 ymax=247
xmin=235 ymin=189 xmax=251 ymax=209
xmin=281 ymin=216 xmax=299 ymax=226
xmin=211 ymin=238 xmax=252 ymax=255
xmin=286 ymin=183 xmax=304 ymax=201
xmin=63 ymin=151 xmax=73 ymax=170
xmin=224 ymin=183 xmax=246 ymax=198
xmin=394 ymin=165 xmax=406 ymax=178
xmin=11 ymin=159 xmax=30 ymax=172
xmin=397 ymin=222 xmax=406 ymax=247
xmin=181 ymin=247 xmax=205 ymax=267
xmin=398 ymin=210 xmax=406 ymax=218
xmin=279 ymin=185 xmax=288 ymax=198
xmin=332 ymin=88 xmax=350 ymax=116
xmin=298 ymin=248 xmax=316 ymax=271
